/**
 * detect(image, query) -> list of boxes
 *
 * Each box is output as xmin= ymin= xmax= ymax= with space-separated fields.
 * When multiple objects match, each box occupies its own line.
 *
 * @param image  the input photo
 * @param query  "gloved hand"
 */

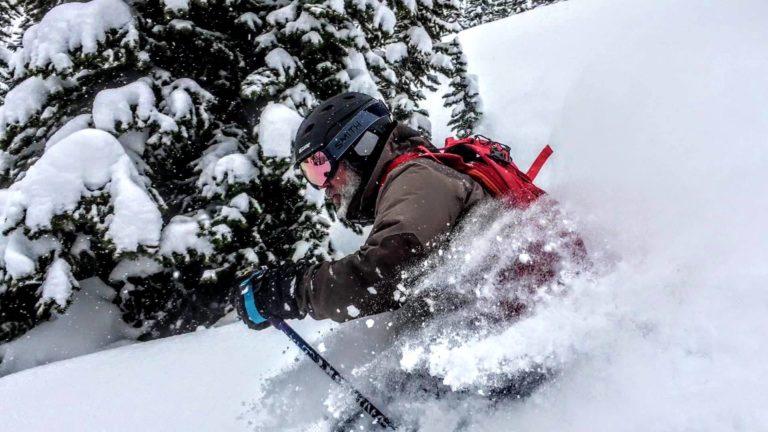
xmin=233 ymin=262 xmax=307 ymax=330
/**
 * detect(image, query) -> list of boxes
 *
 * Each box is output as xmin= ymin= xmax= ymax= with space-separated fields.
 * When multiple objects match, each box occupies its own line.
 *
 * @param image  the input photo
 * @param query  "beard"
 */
xmin=334 ymin=167 xmax=362 ymax=220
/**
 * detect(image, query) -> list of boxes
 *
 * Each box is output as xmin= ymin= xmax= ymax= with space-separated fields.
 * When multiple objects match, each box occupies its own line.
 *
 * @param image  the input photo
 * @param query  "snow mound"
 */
xmin=0 ymin=277 xmax=139 ymax=376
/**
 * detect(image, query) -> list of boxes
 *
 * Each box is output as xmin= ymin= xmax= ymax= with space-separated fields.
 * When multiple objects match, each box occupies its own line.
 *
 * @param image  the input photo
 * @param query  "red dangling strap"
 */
xmin=526 ymin=145 xmax=553 ymax=181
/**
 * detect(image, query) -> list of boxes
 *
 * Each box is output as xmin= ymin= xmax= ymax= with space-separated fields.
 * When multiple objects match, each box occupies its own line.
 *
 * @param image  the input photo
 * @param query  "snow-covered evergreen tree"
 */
xmin=0 ymin=0 xmax=23 ymax=99
xmin=442 ymin=37 xmax=482 ymax=138
xmin=460 ymin=0 xmax=497 ymax=30
xmin=0 ymin=0 xmax=466 ymax=345
xmin=0 ymin=0 xmax=149 ymax=342
xmin=373 ymin=0 xmax=462 ymax=134
xmin=460 ymin=0 xmax=563 ymax=29
xmin=0 ymin=0 xmax=12 ymax=50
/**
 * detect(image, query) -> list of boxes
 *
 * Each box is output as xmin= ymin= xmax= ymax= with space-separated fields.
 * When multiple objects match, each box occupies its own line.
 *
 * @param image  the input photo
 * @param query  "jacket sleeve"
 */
xmin=294 ymin=160 xmax=484 ymax=322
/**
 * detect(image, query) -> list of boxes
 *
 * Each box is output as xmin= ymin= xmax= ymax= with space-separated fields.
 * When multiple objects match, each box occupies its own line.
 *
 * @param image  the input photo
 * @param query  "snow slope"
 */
xmin=3 ymin=0 xmax=768 ymax=430
xmin=0 ymin=319 xmax=335 ymax=431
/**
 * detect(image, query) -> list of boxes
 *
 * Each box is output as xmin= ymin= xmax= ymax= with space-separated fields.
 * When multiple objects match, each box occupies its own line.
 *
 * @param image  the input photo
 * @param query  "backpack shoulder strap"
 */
xmin=380 ymin=146 xmax=435 ymax=186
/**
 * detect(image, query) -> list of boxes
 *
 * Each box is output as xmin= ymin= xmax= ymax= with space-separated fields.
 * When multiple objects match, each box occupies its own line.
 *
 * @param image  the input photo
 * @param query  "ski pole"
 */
xmin=267 ymin=317 xmax=397 ymax=430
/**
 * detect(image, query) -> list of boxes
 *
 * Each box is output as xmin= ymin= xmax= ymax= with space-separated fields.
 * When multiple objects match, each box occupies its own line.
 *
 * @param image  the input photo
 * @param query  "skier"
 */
xmin=233 ymin=92 xmax=493 ymax=328
xmin=232 ymin=93 xmax=577 ymax=425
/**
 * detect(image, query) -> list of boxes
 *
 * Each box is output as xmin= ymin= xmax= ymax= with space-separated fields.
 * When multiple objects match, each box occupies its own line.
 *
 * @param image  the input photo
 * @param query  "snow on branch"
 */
xmin=373 ymin=3 xmax=396 ymax=34
xmin=162 ymin=0 xmax=190 ymax=14
xmin=265 ymin=48 xmax=298 ymax=79
xmin=9 ymin=0 xmax=138 ymax=77
xmin=258 ymin=102 xmax=303 ymax=159
xmin=38 ymin=258 xmax=79 ymax=309
xmin=0 ymin=75 xmax=64 ymax=141
xmin=406 ymin=26 xmax=433 ymax=54
xmin=159 ymin=214 xmax=214 ymax=259
xmin=341 ymin=51 xmax=384 ymax=100
xmin=92 ymin=80 xmax=177 ymax=134
xmin=195 ymin=133 xmax=252 ymax=199
xmin=266 ymin=2 xmax=297 ymax=26
xmin=0 ymin=129 xmax=162 ymax=255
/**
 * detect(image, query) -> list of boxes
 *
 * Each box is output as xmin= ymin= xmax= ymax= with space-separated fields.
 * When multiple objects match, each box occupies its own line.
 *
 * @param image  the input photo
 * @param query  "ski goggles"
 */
xmin=298 ymin=101 xmax=390 ymax=189
xmin=300 ymin=151 xmax=334 ymax=188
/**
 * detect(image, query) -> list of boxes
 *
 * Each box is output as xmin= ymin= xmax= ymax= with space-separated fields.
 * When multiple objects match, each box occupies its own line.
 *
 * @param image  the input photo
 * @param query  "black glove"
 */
xmin=233 ymin=262 xmax=307 ymax=330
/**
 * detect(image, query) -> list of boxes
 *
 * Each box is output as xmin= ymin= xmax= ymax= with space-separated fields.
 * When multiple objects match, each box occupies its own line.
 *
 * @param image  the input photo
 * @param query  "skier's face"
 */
xmin=325 ymin=162 xmax=361 ymax=218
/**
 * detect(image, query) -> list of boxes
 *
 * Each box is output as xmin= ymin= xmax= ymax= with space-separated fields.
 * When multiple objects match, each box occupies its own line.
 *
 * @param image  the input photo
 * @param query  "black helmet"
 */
xmin=293 ymin=92 xmax=393 ymax=188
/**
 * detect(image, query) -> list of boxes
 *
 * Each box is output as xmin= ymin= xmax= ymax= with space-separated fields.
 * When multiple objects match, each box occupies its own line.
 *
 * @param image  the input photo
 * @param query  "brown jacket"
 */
xmin=295 ymin=125 xmax=489 ymax=322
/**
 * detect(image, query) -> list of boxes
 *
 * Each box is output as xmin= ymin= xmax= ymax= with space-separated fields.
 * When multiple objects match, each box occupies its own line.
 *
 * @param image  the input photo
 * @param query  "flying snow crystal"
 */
xmin=346 ymin=305 xmax=361 ymax=318
xmin=400 ymin=345 xmax=425 ymax=371
xmin=258 ymin=102 xmax=304 ymax=158
xmin=9 ymin=0 xmax=136 ymax=76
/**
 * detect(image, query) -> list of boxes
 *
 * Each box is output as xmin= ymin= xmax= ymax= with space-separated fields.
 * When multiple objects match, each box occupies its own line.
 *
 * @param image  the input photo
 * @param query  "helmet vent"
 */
xmin=320 ymin=104 xmax=334 ymax=112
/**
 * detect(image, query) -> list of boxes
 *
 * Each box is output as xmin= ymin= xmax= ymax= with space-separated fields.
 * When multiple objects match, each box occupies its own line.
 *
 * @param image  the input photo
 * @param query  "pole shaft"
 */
xmin=268 ymin=317 xmax=397 ymax=430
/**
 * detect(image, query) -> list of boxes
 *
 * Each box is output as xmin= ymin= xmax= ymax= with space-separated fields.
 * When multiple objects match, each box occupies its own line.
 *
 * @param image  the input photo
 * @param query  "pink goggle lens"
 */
xmin=299 ymin=151 xmax=332 ymax=188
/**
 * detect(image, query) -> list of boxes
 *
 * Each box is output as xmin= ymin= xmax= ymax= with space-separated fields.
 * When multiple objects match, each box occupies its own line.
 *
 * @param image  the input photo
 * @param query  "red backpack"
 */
xmin=382 ymin=135 xmax=553 ymax=207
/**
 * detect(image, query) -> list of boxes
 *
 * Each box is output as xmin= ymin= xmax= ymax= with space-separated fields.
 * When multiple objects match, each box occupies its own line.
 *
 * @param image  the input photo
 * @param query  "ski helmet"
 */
xmin=293 ymin=92 xmax=393 ymax=188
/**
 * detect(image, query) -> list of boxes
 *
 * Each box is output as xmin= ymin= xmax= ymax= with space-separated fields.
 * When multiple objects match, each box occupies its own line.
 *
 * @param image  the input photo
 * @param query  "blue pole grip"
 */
xmin=240 ymin=273 xmax=268 ymax=326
